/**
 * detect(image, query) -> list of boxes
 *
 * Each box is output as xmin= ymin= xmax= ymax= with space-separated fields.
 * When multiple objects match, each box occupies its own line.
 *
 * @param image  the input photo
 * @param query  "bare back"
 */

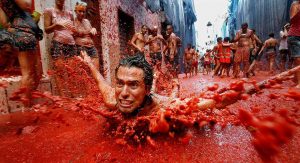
xmin=265 ymin=38 xmax=278 ymax=47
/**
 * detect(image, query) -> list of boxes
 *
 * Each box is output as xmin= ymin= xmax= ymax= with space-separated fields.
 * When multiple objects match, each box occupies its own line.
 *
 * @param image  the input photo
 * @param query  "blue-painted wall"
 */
xmin=224 ymin=0 xmax=294 ymax=41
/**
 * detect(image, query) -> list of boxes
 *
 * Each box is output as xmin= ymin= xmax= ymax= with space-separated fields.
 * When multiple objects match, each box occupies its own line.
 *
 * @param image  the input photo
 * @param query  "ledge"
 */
xmin=0 ymin=76 xmax=52 ymax=114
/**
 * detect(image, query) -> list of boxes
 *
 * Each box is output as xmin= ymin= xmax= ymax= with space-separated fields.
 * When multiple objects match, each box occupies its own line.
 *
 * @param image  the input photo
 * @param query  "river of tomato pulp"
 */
xmin=0 ymin=68 xmax=300 ymax=162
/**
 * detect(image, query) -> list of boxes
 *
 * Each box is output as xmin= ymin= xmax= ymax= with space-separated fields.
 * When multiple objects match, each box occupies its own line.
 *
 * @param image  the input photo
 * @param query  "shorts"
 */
xmin=204 ymin=61 xmax=210 ymax=68
xmin=279 ymin=49 xmax=289 ymax=62
xmin=165 ymin=52 xmax=179 ymax=73
xmin=185 ymin=60 xmax=192 ymax=73
xmin=193 ymin=61 xmax=198 ymax=67
xmin=288 ymin=36 xmax=300 ymax=58
xmin=0 ymin=29 xmax=14 ymax=48
xmin=50 ymin=40 xmax=77 ymax=58
xmin=134 ymin=51 xmax=145 ymax=56
xmin=77 ymin=45 xmax=98 ymax=58
xmin=150 ymin=52 xmax=162 ymax=65
xmin=14 ymin=30 xmax=37 ymax=51
xmin=11 ymin=14 xmax=44 ymax=51
xmin=249 ymin=48 xmax=256 ymax=63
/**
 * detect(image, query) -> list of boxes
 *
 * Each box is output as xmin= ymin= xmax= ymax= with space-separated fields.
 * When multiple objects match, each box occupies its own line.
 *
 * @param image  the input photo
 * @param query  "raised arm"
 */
xmin=280 ymin=31 xmax=287 ymax=40
xmin=79 ymin=51 xmax=117 ymax=109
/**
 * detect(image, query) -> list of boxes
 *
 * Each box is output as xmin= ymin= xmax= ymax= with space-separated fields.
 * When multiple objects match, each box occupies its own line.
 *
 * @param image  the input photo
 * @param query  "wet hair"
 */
xmin=142 ymin=25 xmax=147 ymax=29
xmin=115 ymin=54 xmax=153 ymax=90
xmin=241 ymin=23 xmax=248 ymax=28
xmin=224 ymin=37 xmax=230 ymax=42
xmin=269 ymin=33 xmax=275 ymax=38
xmin=167 ymin=25 xmax=173 ymax=29
xmin=217 ymin=37 xmax=223 ymax=42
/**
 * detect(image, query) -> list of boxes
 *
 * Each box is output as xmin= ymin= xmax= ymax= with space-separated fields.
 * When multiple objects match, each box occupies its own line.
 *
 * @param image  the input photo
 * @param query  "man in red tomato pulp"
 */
xmin=79 ymin=51 xmax=217 ymax=117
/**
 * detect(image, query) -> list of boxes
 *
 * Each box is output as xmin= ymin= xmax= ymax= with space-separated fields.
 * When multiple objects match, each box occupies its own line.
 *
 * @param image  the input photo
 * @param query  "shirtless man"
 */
xmin=130 ymin=25 xmax=148 ymax=55
xmin=192 ymin=49 xmax=200 ymax=76
xmin=258 ymin=33 xmax=278 ymax=74
xmin=147 ymin=26 xmax=166 ymax=69
xmin=78 ymin=51 xmax=180 ymax=116
xmin=212 ymin=37 xmax=223 ymax=76
xmin=247 ymin=29 xmax=262 ymax=76
xmin=165 ymin=25 xmax=179 ymax=78
xmin=78 ymin=50 xmax=225 ymax=119
xmin=233 ymin=23 xmax=256 ymax=78
xmin=184 ymin=44 xmax=194 ymax=78
xmin=203 ymin=49 xmax=212 ymax=75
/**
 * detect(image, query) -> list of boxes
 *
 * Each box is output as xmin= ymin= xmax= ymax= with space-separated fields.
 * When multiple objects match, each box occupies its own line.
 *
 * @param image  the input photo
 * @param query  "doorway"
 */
xmin=118 ymin=9 xmax=135 ymax=57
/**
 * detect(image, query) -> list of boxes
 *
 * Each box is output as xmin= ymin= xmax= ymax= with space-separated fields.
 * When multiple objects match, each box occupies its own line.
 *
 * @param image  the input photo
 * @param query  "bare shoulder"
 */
xmin=292 ymin=1 xmax=299 ymax=6
xmin=170 ymin=33 xmax=176 ymax=38
xmin=265 ymin=39 xmax=270 ymax=44
xmin=83 ymin=19 xmax=91 ymax=23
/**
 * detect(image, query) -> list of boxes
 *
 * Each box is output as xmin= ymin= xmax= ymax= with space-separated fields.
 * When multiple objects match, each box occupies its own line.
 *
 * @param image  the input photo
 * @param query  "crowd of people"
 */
xmin=197 ymin=20 xmax=299 ymax=88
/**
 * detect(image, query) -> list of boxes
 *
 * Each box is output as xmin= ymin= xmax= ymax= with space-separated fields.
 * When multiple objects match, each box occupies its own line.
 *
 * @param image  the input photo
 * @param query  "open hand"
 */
xmin=77 ymin=51 xmax=93 ymax=66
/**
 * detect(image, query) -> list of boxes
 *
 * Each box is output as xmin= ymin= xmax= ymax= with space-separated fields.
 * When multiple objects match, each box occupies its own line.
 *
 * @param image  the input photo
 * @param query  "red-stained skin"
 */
xmin=0 ymin=59 xmax=300 ymax=162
